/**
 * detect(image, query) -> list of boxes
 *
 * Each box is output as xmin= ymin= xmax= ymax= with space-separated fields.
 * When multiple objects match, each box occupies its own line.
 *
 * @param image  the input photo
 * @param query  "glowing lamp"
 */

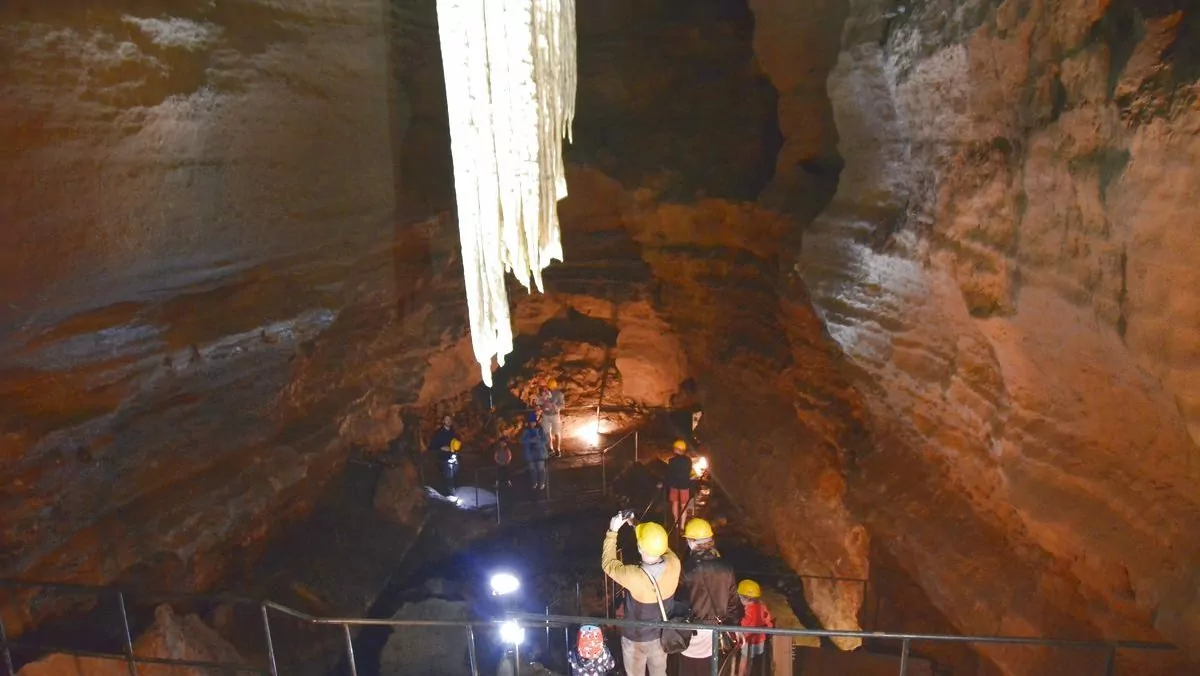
xmin=499 ymin=620 xmax=526 ymax=645
xmin=692 ymin=456 xmax=709 ymax=477
xmin=490 ymin=572 xmax=521 ymax=596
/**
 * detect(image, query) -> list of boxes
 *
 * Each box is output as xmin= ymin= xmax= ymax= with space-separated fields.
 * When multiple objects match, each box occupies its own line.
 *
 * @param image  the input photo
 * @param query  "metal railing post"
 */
xmin=710 ymin=630 xmax=719 ymax=676
xmin=635 ymin=430 xmax=639 ymax=462
xmin=0 ymin=610 xmax=14 ymax=676
xmin=466 ymin=626 xmax=480 ymax=676
xmin=260 ymin=604 xmax=279 ymax=676
xmin=116 ymin=592 xmax=138 ymax=676
xmin=601 ymin=444 xmax=607 ymax=495
xmin=544 ymin=606 xmax=551 ymax=657
xmin=898 ymin=638 xmax=910 ymax=675
xmin=1104 ymin=645 xmax=1117 ymax=676
xmin=576 ymin=581 xmax=582 ymax=615
xmin=515 ymin=641 xmax=521 ymax=676
xmin=342 ymin=623 xmax=358 ymax=676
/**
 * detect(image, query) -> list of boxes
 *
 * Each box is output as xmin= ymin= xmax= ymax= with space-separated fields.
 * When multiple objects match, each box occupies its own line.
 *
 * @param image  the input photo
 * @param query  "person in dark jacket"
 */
xmin=428 ymin=415 xmax=459 ymax=495
xmin=677 ymin=518 xmax=743 ymax=676
xmin=519 ymin=412 xmax=550 ymax=491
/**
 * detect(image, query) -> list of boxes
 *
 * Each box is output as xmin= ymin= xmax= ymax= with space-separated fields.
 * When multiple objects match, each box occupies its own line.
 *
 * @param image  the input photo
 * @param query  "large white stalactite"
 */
xmin=436 ymin=0 xmax=577 ymax=386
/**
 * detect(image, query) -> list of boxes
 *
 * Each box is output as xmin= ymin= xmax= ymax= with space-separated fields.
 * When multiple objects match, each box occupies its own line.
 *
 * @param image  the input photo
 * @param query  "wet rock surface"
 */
xmin=2 ymin=0 xmax=1199 ymax=675
xmin=791 ymin=0 xmax=1200 ymax=672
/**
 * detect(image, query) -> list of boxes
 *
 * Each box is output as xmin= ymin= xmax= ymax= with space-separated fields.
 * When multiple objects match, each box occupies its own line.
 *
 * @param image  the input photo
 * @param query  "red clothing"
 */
xmin=739 ymin=600 xmax=773 ymax=645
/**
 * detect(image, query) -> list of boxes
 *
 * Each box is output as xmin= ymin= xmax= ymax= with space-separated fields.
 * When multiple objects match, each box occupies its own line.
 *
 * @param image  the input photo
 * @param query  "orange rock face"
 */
xmin=3 ymin=0 xmax=1199 ymax=674
xmin=785 ymin=0 xmax=1200 ymax=671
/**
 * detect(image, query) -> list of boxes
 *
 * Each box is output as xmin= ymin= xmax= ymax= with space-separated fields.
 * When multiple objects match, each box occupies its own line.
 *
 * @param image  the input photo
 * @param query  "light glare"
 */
xmin=500 ymin=620 xmax=526 ymax=645
xmin=490 ymin=572 xmax=521 ymax=596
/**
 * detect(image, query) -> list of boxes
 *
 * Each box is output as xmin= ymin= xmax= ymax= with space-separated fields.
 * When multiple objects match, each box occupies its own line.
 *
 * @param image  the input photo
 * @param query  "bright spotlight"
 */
xmin=581 ymin=427 xmax=600 ymax=447
xmin=692 ymin=456 xmax=709 ymax=477
xmin=490 ymin=572 xmax=521 ymax=596
xmin=499 ymin=620 xmax=525 ymax=645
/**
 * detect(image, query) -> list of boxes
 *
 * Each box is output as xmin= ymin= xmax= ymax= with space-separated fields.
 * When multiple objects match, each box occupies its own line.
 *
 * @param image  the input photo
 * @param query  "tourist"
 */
xmin=677 ymin=518 xmax=743 ymax=676
xmin=665 ymin=440 xmax=693 ymax=533
xmin=568 ymin=625 xmax=616 ymax=675
xmin=519 ymin=412 xmax=550 ymax=491
xmin=733 ymin=580 xmax=774 ymax=676
xmin=601 ymin=515 xmax=681 ymax=676
xmin=428 ymin=415 xmax=459 ymax=495
xmin=493 ymin=435 xmax=513 ymax=489
xmin=535 ymin=379 xmax=566 ymax=456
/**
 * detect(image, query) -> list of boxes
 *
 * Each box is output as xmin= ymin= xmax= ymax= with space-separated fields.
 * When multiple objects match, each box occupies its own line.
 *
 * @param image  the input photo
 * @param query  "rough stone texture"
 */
xmin=377 ymin=598 xmax=472 ymax=676
xmin=17 ymin=604 xmax=244 ymax=676
xmin=0 ymin=0 xmax=790 ymax=647
xmin=790 ymin=0 xmax=1200 ymax=671
xmin=0 ymin=0 xmax=467 ymax=636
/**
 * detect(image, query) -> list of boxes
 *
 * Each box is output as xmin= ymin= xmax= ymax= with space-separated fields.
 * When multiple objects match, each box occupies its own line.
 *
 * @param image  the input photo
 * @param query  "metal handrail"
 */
xmin=468 ymin=428 xmax=639 ymax=524
xmin=0 ymin=578 xmax=1176 ymax=676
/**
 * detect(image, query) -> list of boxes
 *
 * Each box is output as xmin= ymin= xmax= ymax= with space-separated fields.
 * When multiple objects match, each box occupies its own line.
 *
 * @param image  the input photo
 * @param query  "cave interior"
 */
xmin=1 ymin=0 xmax=1199 ymax=674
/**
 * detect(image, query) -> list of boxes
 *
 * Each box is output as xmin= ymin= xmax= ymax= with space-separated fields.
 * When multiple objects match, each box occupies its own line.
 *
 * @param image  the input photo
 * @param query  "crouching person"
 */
xmin=601 ymin=514 xmax=680 ymax=676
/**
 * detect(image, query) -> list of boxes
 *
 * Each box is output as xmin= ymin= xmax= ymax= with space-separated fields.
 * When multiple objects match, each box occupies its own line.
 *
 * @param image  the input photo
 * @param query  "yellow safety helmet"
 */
xmin=635 ymin=522 xmax=669 ymax=559
xmin=737 ymin=579 xmax=762 ymax=599
xmin=683 ymin=518 xmax=713 ymax=540
xmin=673 ymin=439 xmax=688 ymax=451
xmin=450 ymin=438 xmax=462 ymax=452
xmin=547 ymin=378 xmax=558 ymax=389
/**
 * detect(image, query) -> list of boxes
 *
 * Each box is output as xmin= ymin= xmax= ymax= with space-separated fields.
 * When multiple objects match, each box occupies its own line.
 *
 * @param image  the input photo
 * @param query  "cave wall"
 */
xmin=0 ymin=0 xmax=461 ymax=634
xmin=788 ymin=0 xmax=1200 ymax=670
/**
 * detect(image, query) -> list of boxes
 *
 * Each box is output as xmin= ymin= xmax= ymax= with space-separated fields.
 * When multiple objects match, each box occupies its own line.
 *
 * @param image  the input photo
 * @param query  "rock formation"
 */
xmin=788 ymin=0 xmax=1200 ymax=672
xmin=16 ymin=604 xmax=244 ymax=676
xmin=2 ymin=0 xmax=1198 ymax=673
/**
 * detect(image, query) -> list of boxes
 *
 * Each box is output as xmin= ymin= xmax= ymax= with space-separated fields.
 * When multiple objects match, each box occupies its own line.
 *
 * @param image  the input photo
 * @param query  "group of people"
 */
xmin=427 ymin=379 xmax=567 ymax=496
xmin=572 ymin=514 xmax=774 ymax=676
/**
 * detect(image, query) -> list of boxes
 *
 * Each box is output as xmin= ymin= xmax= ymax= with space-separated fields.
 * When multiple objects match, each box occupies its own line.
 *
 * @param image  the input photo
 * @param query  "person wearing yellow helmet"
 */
xmin=601 ymin=514 xmax=680 ymax=676
xmin=665 ymin=439 xmax=693 ymax=533
xmin=734 ymin=579 xmax=774 ymax=676
xmin=677 ymin=518 xmax=743 ymax=674
xmin=535 ymin=378 xmax=565 ymax=456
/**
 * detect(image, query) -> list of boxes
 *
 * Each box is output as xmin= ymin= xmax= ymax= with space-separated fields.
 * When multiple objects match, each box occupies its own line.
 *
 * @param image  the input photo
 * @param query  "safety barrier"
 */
xmin=0 ymin=579 xmax=1174 ymax=676
xmin=469 ymin=429 xmax=639 ymax=524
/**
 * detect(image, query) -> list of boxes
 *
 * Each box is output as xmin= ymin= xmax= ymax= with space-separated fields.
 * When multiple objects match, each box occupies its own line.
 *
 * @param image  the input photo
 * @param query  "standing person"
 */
xmin=678 ymin=518 xmax=743 ymax=676
xmin=536 ymin=379 xmax=566 ymax=456
xmin=520 ymin=412 xmax=550 ymax=491
xmin=733 ymin=580 xmax=774 ymax=676
xmin=428 ymin=415 xmax=459 ymax=495
xmin=492 ymin=436 xmax=513 ymax=489
xmin=601 ymin=515 xmax=681 ymax=676
xmin=665 ymin=440 xmax=693 ymax=533
xmin=567 ymin=625 xmax=616 ymax=676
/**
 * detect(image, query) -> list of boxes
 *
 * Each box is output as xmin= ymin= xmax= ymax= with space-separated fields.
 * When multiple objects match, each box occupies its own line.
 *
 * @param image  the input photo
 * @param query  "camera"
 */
xmin=620 ymin=509 xmax=635 ymax=522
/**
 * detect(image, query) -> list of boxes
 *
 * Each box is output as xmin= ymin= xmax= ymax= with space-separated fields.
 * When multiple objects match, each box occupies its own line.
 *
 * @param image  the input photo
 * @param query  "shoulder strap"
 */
xmin=641 ymin=568 xmax=669 ymax=621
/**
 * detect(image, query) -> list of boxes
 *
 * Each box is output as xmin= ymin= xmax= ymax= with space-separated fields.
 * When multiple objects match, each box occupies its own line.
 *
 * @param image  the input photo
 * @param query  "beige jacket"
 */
xmin=600 ymin=530 xmax=681 ymax=604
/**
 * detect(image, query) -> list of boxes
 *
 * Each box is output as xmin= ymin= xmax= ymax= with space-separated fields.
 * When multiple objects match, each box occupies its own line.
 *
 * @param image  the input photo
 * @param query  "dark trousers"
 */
xmin=679 ymin=656 xmax=711 ymax=676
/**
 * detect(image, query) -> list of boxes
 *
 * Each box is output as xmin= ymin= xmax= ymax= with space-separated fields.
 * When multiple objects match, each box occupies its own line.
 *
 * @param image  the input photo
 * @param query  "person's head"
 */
xmin=526 ymin=412 xmax=538 ymax=427
xmin=635 ymin=522 xmax=669 ymax=563
xmin=547 ymin=378 xmax=558 ymax=391
xmin=577 ymin=625 xmax=604 ymax=660
xmin=682 ymin=518 xmax=714 ymax=552
xmin=441 ymin=415 xmax=453 ymax=429
xmin=736 ymin=579 xmax=762 ymax=603
xmin=673 ymin=439 xmax=688 ymax=455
